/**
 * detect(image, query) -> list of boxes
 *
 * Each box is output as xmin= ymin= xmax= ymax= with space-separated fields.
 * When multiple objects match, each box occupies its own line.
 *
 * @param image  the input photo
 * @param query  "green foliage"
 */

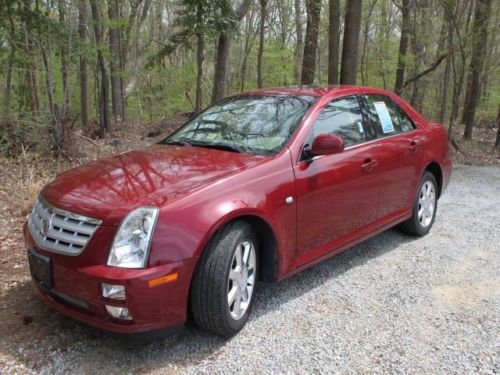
xmin=1 ymin=0 xmax=499 ymax=157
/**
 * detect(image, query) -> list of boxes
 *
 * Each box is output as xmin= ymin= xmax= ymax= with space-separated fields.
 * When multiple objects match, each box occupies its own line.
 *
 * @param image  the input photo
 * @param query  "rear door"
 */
xmin=359 ymin=93 xmax=423 ymax=225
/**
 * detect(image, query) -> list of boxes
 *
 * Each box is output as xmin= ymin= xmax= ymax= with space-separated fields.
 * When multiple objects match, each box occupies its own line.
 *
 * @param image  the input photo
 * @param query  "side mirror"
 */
xmin=306 ymin=134 xmax=345 ymax=158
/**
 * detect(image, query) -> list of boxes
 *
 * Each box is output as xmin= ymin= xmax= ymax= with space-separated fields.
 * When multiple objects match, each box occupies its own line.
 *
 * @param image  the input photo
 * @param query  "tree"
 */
xmin=108 ymin=0 xmax=125 ymax=119
xmin=301 ymin=0 xmax=321 ymax=84
xmin=294 ymin=0 xmax=304 ymax=82
xmin=211 ymin=0 xmax=253 ymax=103
xmin=257 ymin=0 xmax=268 ymax=88
xmin=340 ymin=0 xmax=362 ymax=85
xmin=495 ymin=103 xmax=500 ymax=149
xmin=78 ymin=0 xmax=89 ymax=130
xmin=328 ymin=0 xmax=341 ymax=85
xmin=462 ymin=0 xmax=492 ymax=140
xmin=2 ymin=8 xmax=16 ymax=121
xmin=394 ymin=0 xmax=411 ymax=93
xmin=175 ymin=0 xmax=222 ymax=112
xmin=90 ymin=0 xmax=110 ymax=136
xmin=58 ymin=0 xmax=69 ymax=113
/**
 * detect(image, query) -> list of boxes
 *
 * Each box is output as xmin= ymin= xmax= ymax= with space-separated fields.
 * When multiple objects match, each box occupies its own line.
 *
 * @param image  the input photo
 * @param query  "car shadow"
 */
xmin=1 ymin=228 xmax=417 ymax=372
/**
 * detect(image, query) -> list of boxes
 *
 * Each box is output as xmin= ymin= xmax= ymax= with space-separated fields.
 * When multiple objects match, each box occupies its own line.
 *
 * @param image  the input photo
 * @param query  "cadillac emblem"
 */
xmin=42 ymin=219 xmax=51 ymax=235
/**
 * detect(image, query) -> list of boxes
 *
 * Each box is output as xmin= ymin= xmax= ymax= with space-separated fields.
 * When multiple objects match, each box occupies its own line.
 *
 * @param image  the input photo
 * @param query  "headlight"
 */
xmin=107 ymin=207 xmax=159 ymax=268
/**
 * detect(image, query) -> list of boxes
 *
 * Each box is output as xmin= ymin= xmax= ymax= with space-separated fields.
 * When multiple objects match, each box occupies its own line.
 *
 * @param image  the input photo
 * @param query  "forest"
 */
xmin=0 ymin=0 xmax=499 ymax=158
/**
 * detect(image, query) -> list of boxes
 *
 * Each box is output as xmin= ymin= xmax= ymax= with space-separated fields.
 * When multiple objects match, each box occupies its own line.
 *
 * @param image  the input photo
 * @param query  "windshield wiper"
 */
xmin=164 ymin=139 xmax=245 ymax=153
xmin=163 ymin=139 xmax=193 ymax=146
xmin=190 ymin=142 xmax=243 ymax=153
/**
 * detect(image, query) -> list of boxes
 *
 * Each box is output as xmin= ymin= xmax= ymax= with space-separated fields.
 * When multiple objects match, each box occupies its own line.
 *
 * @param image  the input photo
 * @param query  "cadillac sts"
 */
xmin=24 ymin=86 xmax=452 ymax=338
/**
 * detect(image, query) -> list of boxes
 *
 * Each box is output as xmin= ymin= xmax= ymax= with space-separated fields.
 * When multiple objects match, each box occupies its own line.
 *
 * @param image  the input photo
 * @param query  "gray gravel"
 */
xmin=1 ymin=164 xmax=499 ymax=374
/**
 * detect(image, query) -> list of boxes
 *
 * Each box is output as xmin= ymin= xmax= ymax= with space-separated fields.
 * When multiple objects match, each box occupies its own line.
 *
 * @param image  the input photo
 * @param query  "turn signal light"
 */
xmin=148 ymin=272 xmax=178 ymax=287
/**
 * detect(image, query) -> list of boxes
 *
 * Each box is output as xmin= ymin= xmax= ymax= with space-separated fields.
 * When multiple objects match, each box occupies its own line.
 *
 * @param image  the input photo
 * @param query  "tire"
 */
xmin=398 ymin=171 xmax=438 ymax=236
xmin=189 ymin=221 xmax=258 ymax=337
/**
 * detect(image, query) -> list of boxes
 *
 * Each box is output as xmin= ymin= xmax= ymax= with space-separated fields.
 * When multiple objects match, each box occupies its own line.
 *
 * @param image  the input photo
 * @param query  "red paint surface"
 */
xmin=25 ymin=86 xmax=452 ymax=334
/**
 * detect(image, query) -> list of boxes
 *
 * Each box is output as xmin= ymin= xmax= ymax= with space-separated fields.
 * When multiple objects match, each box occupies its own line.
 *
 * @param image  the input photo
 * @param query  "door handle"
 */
xmin=409 ymin=141 xmax=418 ymax=152
xmin=361 ymin=159 xmax=377 ymax=173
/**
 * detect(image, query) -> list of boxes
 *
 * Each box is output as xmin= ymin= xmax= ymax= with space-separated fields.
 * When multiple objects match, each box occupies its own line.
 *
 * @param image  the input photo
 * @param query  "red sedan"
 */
xmin=24 ymin=86 xmax=452 ymax=338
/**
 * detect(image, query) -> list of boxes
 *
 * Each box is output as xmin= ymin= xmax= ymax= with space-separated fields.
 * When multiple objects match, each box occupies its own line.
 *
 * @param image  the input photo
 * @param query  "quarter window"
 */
xmin=393 ymin=103 xmax=415 ymax=132
xmin=309 ymin=96 xmax=365 ymax=148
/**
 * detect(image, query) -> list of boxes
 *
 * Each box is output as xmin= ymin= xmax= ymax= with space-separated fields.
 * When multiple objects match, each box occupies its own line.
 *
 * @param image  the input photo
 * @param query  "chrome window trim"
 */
xmin=297 ymin=128 xmax=418 ymax=165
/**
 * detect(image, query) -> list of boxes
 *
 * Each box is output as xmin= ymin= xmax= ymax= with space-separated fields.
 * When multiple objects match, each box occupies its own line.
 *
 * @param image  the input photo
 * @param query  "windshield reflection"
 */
xmin=163 ymin=95 xmax=316 ymax=155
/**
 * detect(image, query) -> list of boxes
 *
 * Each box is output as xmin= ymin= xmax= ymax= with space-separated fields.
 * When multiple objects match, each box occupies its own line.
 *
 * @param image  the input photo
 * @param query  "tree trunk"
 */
xmin=301 ymin=0 xmax=321 ymax=85
xmin=340 ymin=0 xmax=362 ymax=85
xmin=438 ymin=10 xmax=452 ymax=124
xmin=23 ymin=22 xmax=41 ymax=118
xmin=195 ymin=33 xmax=204 ymax=113
xmin=58 ymin=0 xmax=69 ymax=113
xmin=360 ymin=0 xmax=377 ymax=85
xmin=27 ymin=66 xmax=41 ymax=117
xmin=41 ymin=43 xmax=65 ymax=156
xmin=211 ymin=33 xmax=231 ymax=103
xmin=495 ymin=103 xmax=500 ymax=149
xmin=394 ymin=0 xmax=411 ymax=93
xmin=108 ymin=0 xmax=125 ymax=118
xmin=2 ymin=44 xmax=15 ymax=120
xmin=78 ymin=0 xmax=89 ymax=130
xmin=257 ymin=0 xmax=267 ymax=89
xmin=240 ymin=11 xmax=257 ymax=92
xmin=2 ymin=14 xmax=16 ymax=121
xmin=211 ymin=0 xmax=253 ymax=103
xmin=462 ymin=0 xmax=492 ymax=140
xmin=327 ymin=0 xmax=340 ymax=84
xmin=294 ymin=0 xmax=304 ymax=82
xmin=91 ymin=0 xmax=110 ymax=137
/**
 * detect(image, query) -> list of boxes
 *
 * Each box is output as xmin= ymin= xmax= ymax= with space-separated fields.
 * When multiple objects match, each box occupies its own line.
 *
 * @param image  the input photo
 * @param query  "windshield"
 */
xmin=163 ymin=95 xmax=316 ymax=155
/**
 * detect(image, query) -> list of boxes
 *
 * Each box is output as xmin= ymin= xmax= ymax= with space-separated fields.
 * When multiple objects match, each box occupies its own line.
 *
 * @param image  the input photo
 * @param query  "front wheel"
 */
xmin=398 ymin=171 xmax=438 ymax=236
xmin=189 ymin=221 xmax=258 ymax=337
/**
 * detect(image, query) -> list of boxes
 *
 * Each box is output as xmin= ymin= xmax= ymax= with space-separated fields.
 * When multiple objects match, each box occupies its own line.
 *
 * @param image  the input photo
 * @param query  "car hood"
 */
xmin=41 ymin=144 xmax=267 ymax=225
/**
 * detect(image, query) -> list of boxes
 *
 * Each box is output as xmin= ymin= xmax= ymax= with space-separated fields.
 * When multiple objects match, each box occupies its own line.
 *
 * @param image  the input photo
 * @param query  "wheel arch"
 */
xmin=424 ymin=161 xmax=443 ymax=198
xmin=195 ymin=212 xmax=280 ymax=283
xmin=236 ymin=215 xmax=280 ymax=282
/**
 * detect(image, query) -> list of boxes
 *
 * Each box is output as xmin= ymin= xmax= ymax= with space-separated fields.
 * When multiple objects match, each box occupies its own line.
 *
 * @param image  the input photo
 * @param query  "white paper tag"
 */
xmin=373 ymin=102 xmax=395 ymax=133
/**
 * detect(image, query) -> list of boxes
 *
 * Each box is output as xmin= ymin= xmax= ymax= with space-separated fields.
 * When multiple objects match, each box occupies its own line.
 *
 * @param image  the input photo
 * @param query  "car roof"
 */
xmin=234 ymin=85 xmax=394 ymax=98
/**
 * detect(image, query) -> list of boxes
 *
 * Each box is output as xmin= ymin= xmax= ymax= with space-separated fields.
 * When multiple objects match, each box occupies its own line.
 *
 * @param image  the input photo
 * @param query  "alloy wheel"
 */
xmin=418 ymin=180 xmax=436 ymax=228
xmin=227 ymin=240 xmax=256 ymax=320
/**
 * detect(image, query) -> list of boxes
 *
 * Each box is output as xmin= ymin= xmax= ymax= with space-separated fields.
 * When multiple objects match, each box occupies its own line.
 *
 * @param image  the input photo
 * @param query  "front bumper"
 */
xmin=24 ymin=223 xmax=196 ymax=336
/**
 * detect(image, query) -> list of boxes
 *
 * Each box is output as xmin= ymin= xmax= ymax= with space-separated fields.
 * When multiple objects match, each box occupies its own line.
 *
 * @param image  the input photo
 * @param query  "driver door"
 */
xmin=293 ymin=95 xmax=381 ymax=267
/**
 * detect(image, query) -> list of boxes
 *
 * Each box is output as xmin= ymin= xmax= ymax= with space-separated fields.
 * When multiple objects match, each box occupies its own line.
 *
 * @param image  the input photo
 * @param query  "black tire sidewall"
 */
xmin=189 ymin=220 xmax=259 ymax=336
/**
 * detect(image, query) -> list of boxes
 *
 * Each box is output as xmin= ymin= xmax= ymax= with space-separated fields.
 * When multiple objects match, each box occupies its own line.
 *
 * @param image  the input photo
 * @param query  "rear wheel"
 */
xmin=398 ymin=171 xmax=438 ymax=236
xmin=189 ymin=221 xmax=258 ymax=337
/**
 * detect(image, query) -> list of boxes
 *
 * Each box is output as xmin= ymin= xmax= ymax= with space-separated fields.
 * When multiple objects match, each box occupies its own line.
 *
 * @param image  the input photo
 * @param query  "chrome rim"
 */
xmin=227 ymin=240 xmax=256 ymax=320
xmin=418 ymin=180 xmax=436 ymax=228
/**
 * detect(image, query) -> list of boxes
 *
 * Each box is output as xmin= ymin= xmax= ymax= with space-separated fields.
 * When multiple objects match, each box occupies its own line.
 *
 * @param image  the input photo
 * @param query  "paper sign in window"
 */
xmin=373 ymin=102 xmax=395 ymax=133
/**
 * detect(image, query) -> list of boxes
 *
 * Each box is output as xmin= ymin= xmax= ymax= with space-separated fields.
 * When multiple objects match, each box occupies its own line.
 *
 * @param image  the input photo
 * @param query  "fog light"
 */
xmin=105 ymin=305 xmax=132 ymax=320
xmin=102 ymin=283 xmax=126 ymax=300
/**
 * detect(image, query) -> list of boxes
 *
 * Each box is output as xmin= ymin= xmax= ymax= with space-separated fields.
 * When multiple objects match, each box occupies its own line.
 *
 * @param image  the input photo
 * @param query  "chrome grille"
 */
xmin=28 ymin=197 xmax=101 ymax=256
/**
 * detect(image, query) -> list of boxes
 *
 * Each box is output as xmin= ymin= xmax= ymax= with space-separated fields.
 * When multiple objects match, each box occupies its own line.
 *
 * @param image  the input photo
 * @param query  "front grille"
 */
xmin=28 ymin=197 xmax=101 ymax=256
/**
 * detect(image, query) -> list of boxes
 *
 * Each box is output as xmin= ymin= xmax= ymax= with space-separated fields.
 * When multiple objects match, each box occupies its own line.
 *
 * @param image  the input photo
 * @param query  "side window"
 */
xmin=393 ymin=103 xmax=415 ymax=132
xmin=362 ymin=94 xmax=403 ymax=138
xmin=310 ymin=96 xmax=365 ymax=148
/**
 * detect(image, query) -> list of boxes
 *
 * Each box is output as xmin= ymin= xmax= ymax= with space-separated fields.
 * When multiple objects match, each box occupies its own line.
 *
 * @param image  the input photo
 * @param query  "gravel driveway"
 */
xmin=1 ymin=164 xmax=499 ymax=374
